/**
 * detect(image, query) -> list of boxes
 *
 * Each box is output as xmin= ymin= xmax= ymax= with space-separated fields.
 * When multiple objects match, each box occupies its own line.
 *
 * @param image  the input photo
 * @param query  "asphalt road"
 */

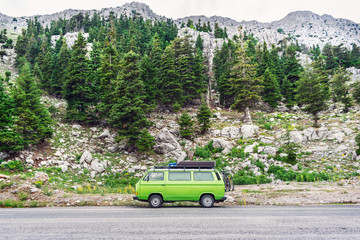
xmin=0 ymin=205 xmax=360 ymax=239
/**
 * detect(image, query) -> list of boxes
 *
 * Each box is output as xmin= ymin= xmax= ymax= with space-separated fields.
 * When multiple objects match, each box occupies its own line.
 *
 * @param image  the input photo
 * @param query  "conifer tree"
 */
xmin=63 ymin=32 xmax=95 ymax=123
xmin=109 ymin=51 xmax=153 ymax=149
xmin=195 ymin=34 xmax=203 ymax=51
xmin=353 ymin=82 xmax=360 ymax=105
xmin=178 ymin=111 xmax=194 ymax=139
xmin=0 ymin=79 xmax=23 ymax=151
xmin=230 ymin=41 xmax=262 ymax=113
xmin=97 ymin=41 xmax=119 ymax=118
xmin=197 ymin=101 xmax=212 ymax=134
xmin=330 ymin=67 xmax=353 ymax=112
xmin=12 ymin=62 xmax=52 ymax=146
xmin=262 ymin=68 xmax=281 ymax=108
xmin=160 ymin=47 xmax=182 ymax=107
xmin=296 ymin=65 xmax=330 ymax=127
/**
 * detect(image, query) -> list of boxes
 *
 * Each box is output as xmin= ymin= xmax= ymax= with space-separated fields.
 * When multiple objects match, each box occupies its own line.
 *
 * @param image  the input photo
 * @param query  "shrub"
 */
xmin=194 ymin=140 xmax=221 ymax=158
xmin=172 ymin=102 xmax=181 ymax=112
xmin=178 ymin=111 xmax=194 ymax=139
xmin=0 ymin=160 xmax=24 ymax=172
xmin=228 ymin=147 xmax=248 ymax=159
xmin=233 ymin=170 xmax=271 ymax=185
xmin=355 ymin=133 xmax=360 ymax=156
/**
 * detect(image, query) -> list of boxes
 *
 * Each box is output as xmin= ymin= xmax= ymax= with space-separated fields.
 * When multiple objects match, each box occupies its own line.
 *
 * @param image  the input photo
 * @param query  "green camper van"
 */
xmin=133 ymin=161 xmax=234 ymax=208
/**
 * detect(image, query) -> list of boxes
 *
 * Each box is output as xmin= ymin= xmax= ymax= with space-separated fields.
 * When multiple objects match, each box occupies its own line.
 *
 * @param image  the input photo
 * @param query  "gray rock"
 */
xmin=79 ymin=150 xmax=92 ymax=164
xmin=332 ymin=131 xmax=346 ymax=143
xmin=72 ymin=131 xmax=81 ymax=137
xmin=303 ymin=127 xmax=319 ymax=141
xmin=99 ymin=129 xmax=110 ymax=139
xmin=26 ymin=158 xmax=34 ymax=165
xmin=33 ymin=172 xmax=49 ymax=182
xmin=168 ymin=149 xmax=187 ymax=162
xmin=260 ymin=136 xmax=275 ymax=144
xmin=244 ymin=143 xmax=257 ymax=153
xmin=0 ymin=152 xmax=9 ymax=159
xmin=262 ymin=146 xmax=278 ymax=156
xmin=90 ymin=171 xmax=96 ymax=178
xmin=60 ymin=165 xmax=68 ymax=173
xmin=221 ymin=127 xmax=240 ymax=139
xmin=108 ymin=146 xmax=117 ymax=153
xmin=126 ymin=156 xmax=137 ymax=163
xmin=240 ymin=125 xmax=259 ymax=139
xmin=91 ymin=160 xmax=105 ymax=173
xmin=211 ymin=138 xmax=234 ymax=150
xmin=221 ymin=148 xmax=231 ymax=155
xmin=154 ymin=128 xmax=181 ymax=154
xmin=290 ymin=131 xmax=304 ymax=144
xmin=140 ymin=166 xmax=147 ymax=171
xmin=72 ymin=124 xmax=82 ymax=129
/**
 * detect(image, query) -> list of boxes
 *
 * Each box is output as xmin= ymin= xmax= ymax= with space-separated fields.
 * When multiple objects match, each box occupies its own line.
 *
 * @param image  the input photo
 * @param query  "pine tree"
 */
xmin=136 ymin=129 xmax=155 ymax=153
xmin=330 ymin=67 xmax=353 ymax=112
xmin=63 ymin=32 xmax=96 ymax=123
xmin=296 ymin=65 xmax=330 ymax=127
xmin=98 ymin=41 xmax=119 ymax=118
xmin=353 ymin=82 xmax=360 ymax=105
xmin=178 ymin=111 xmax=194 ymax=139
xmin=12 ymin=62 xmax=53 ymax=146
xmin=262 ymin=68 xmax=281 ymax=108
xmin=159 ymin=47 xmax=182 ymax=107
xmin=109 ymin=51 xmax=153 ymax=149
xmin=0 ymin=79 xmax=23 ymax=152
xmin=197 ymin=101 xmax=212 ymax=134
xmin=195 ymin=34 xmax=203 ymax=51
xmin=230 ymin=41 xmax=262 ymax=113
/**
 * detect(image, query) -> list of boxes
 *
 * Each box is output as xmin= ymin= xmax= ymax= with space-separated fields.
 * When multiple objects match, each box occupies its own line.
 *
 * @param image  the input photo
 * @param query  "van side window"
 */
xmin=144 ymin=172 xmax=164 ymax=181
xmin=194 ymin=172 xmax=214 ymax=181
xmin=168 ymin=172 xmax=191 ymax=181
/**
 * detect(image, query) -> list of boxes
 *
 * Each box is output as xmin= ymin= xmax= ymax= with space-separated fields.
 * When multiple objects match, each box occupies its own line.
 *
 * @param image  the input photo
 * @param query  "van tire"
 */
xmin=149 ymin=194 xmax=163 ymax=208
xmin=200 ymin=194 xmax=214 ymax=208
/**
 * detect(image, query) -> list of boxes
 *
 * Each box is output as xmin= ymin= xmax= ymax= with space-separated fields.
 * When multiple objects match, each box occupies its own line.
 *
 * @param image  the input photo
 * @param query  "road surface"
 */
xmin=1 ymin=206 xmax=360 ymax=239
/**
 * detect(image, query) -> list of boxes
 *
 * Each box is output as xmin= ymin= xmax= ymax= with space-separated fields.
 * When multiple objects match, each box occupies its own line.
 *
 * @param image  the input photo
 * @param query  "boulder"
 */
xmin=60 ymin=165 xmax=68 ymax=173
xmin=0 ymin=152 xmax=9 ymax=159
xmin=262 ymin=146 xmax=278 ymax=156
xmin=244 ymin=143 xmax=257 ymax=153
xmin=211 ymin=138 xmax=234 ymax=150
xmin=0 ymin=174 xmax=10 ymax=179
xmin=240 ymin=125 xmax=259 ymax=139
xmin=99 ymin=129 xmax=110 ymax=139
xmin=260 ymin=136 xmax=274 ymax=144
xmin=90 ymin=159 xmax=105 ymax=173
xmin=221 ymin=127 xmax=240 ymax=139
xmin=33 ymin=172 xmax=49 ymax=182
xmin=332 ymin=131 xmax=346 ymax=143
xmin=242 ymin=107 xmax=252 ymax=124
xmin=108 ymin=146 xmax=117 ymax=153
xmin=168 ymin=149 xmax=187 ymax=162
xmin=79 ymin=150 xmax=92 ymax=164
xmin=126 ymin=156 xmax=137 ymax=163
xmin=154 ymin=128 xmax=181 ymax=154
xmin=290 ymin=131 xmax=304 ymax=144
xmin=72 ymin=124 xmax=82 ymax=129
xmin=303 ymin=128 xmax=319 ymax=141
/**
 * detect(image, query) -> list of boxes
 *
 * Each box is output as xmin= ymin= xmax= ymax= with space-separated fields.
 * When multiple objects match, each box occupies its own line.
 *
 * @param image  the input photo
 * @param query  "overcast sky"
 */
xmin=1 ymin=0 xmax=359 ymax=23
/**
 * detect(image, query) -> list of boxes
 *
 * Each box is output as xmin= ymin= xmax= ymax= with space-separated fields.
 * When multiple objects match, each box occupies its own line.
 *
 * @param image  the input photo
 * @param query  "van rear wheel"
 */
xmin=149 ymin=194 xmax=163 ymax=208
xmin=200 ymin=195 xmax=214 ymax=208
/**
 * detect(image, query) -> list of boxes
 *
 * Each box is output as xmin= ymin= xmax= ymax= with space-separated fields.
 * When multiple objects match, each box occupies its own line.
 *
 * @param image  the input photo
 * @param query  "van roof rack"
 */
xmin=154 ymin=161 xmax=215 ymax=170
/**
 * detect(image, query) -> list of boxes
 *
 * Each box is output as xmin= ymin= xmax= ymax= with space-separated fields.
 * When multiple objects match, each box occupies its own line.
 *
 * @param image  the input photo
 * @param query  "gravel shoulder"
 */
xmin=2 ymin=180 xmax=360 ymax=207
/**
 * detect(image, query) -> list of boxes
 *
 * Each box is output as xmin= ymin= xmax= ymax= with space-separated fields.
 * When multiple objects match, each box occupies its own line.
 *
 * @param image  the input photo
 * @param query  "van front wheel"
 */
xmin=149 ymin=194 xmax=163 ymax=208
xmin=200 ymin=195 xmax=214 ymax=208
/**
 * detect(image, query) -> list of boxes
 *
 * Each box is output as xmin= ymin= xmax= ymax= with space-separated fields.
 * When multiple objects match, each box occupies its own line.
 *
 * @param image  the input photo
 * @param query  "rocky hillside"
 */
xmin=1 ymin=2 xmax=359 ymax=49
